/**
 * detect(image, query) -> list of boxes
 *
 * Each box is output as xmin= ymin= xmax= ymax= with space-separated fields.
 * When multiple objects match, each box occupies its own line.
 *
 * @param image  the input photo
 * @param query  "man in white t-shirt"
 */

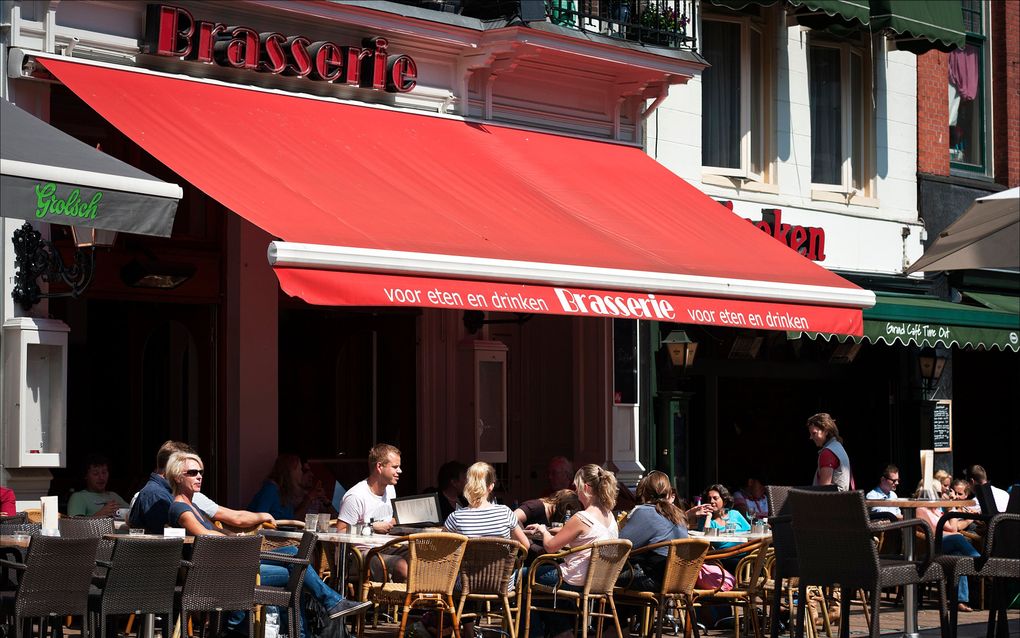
xmin=338 ymin=443 xmax=407 ymax=579
xmin=968 ymin=464 xmax=1009 ymax=512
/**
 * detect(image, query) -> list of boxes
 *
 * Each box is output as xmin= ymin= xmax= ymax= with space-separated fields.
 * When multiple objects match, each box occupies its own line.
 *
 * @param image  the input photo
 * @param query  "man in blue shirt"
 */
xmin=865 ymin=463 xmax=902 ymax=519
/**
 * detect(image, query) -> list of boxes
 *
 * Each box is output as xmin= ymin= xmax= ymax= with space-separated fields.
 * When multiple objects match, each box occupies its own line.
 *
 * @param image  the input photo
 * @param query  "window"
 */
xmin=702 ymin=16 xmax=767 ymax=181
xmin=808 ymin=40 xmax=870 ymax=194
xmin=949 ymin=0 xmax=987 ymax=172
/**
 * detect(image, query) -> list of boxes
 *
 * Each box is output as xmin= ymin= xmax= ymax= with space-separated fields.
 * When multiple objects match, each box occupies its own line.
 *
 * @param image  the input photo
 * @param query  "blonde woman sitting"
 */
xmin=444 ymin=461 xmax=530 ymax=546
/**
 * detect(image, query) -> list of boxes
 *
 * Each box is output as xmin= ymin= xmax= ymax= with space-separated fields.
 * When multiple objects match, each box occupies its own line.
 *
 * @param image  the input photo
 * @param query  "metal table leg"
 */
xmin=902 ymin=507 xmax=919 ymax=638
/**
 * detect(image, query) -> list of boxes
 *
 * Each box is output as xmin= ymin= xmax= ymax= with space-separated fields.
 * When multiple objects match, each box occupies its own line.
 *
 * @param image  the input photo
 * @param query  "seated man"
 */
xmin=337 ymin=443 xmax=408 ymax=580
xmin=967 ymin=464 xmax=1009 ymax=512
xmin=865 ymin=463 xmax=903 ymax=520
xmin=67 ymin=453 xmax=128 ymax=518
xmin=732 ymin=477 xmax=768 ymax=520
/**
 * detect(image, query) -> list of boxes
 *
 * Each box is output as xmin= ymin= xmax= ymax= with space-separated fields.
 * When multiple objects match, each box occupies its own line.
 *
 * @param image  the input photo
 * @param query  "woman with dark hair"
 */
xmin=247 ymin=453 xmax=322 ymax=521
xmin=807 ymin=413 xmax=854 ymax=491
xmin=619 ymin=471 xmax=689 ymax=590
xmin=699 ymin=484 xmax=750 ymax=549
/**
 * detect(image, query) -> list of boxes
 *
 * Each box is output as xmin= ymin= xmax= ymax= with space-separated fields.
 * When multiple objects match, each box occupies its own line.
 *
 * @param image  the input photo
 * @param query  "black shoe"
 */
xmin=326 ymin=598 xmax=373 ymax=619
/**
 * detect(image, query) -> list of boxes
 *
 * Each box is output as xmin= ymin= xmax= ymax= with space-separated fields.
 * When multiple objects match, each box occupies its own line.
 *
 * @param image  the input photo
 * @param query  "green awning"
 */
xmin=708 ymin=0 xmax=870 ymax=28
xmin=869 ymin=0 xmax=966 ymax=53
xmin=963 ymin=291 xmax=1020 ymax=315
xmin=794 ymin=292 xmax=1020 ymax=351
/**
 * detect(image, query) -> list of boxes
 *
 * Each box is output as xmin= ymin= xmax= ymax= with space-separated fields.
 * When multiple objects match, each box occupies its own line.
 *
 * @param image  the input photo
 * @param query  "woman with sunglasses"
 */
xmin=165 ymin=452 xmax=369 ymax=635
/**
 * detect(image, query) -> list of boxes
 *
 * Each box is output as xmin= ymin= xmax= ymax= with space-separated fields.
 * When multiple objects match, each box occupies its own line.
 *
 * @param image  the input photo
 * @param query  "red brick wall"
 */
xmin=991 ymin=0 xmax=1019 ymax=187
xmin=917 ymin=51 xmax=950 ymax=176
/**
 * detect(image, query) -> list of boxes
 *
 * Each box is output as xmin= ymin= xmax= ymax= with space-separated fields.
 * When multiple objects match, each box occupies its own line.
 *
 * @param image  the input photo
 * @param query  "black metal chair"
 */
xmin=934 ymin=488 xmax=1020 ymax=638
xmin=253 ymin=531 xmax=318 ymax=638
xmin=788 ymin=489 xmax=948 ymax=638
xmin=88 ymin=536 xmax=185 ymax=638
xmin=765 ymin=484 xmax=837 ymax=638
xmin=0 ymin=535 xmax=100 ymax=638
xmin=178 ymin=535 xmax=262 ymax=637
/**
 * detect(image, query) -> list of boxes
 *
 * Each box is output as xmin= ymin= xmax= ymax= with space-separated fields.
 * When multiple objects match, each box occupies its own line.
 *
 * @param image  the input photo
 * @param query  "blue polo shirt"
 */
xmin=129 ymin=473 xmax=174 ymax=534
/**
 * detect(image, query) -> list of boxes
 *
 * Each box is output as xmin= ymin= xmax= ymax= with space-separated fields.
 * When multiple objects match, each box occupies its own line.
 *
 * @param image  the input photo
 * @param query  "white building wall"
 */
xmin=648 ymin=10 xmax=926 ymax=276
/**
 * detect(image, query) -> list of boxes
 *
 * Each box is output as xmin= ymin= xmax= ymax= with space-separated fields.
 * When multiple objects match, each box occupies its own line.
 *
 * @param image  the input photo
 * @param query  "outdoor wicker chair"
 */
xmin=521 ymin=538 xmax=632 ymax=638
xmin=0 ymin=513 xmax=27 ymax=525
xmin=0 ymin=535 xmax=100 ymax=638
xmin=88 ymin=536 xmax=184 ymax=638
xmin=695 ymin=538 xmax=773 ymax=638
xmin=454 ymin=537 xmax=527 ymax=638
xmin=361 ymin=532 xmax=469 ymax=638
xmin=614 ymin=537 xmax=710 ymax=638
xmin=788 ymin=489 xmax=948 ymax=638
xmin=934 ymin=488 xmax=1019 ymax=638
xmin=0 ymin=523 xmax=40 ymax=537
xmin=254 ymin=530 xmax=317 ymax=638
xmin=766 ymin=484 xmax=840 ymax=638
xmin=59 ymin=516 xmax=116 ymax=579
xmin=178 ymin=534 xmax=262 ymax=637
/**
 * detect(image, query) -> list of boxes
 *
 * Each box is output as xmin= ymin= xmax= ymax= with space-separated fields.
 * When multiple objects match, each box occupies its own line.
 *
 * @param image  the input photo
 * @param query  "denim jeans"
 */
xmin=523 ymin=563 xmax=583 ymax=637
xmin=227 ymin=545 xmax=343 ymax=637
xmin=941 ymin=534 xmax=980 ymax=603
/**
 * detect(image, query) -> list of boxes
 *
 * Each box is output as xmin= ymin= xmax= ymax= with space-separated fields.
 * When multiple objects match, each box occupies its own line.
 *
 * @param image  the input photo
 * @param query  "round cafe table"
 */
xmin=865 ymin=498 xmax=975 ymax=638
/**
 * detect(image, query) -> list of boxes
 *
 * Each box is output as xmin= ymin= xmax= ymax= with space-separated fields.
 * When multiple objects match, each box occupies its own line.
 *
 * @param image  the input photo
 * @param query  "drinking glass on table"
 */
xmin=305 ymin=513 xmax=319 ymax=532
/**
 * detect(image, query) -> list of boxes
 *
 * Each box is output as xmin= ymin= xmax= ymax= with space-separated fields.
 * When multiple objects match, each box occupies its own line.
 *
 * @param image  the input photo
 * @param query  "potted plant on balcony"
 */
xmin=638 ymin=2 xmax=688 ymax=47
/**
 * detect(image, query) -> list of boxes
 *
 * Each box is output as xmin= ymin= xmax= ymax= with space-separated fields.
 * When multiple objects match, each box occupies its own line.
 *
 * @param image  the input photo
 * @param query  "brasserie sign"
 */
xmin=144 ymin=4 xmax=418 ymax=93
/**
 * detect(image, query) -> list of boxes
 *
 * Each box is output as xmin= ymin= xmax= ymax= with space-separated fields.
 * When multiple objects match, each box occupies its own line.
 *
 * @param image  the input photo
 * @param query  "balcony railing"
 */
xmin=392 ymin=1 xmax=698 ymax=52
xmin=547 ymin=0 xmax=698 ymax=51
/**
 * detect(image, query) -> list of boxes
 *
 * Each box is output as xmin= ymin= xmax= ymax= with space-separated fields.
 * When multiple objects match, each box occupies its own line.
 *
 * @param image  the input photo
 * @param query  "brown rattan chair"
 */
xmin=934 ymin=492 xmax=1019 ymax=638
xmin=178 ymin=534 xmax=263 ymax=637
xmin=88 ymin=536 xmax=185 ymax=638
xmin=788 ymin=490 xmax=948 ymax=638
xmin=454 ymin=537 xmax=527 ymax=638
xmin=521 ymin=538 xmax=632 ymax=638
xmin=695 ymin=538 xmax=773 ymax=638
xmin=0 ymin=535 xmax=100 ymax=638
xmin=361 ymin=532 xmax=469 ymax=638
xmin=614 ymin=537 xmax=710 ymax=638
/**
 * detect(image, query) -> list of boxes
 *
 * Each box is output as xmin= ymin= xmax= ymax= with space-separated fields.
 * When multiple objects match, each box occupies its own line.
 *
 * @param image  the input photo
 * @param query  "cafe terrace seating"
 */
xmin=361 ymin=532 xmax=469 ymax=638
xmin=614 ymin=537 xmax=710 ymax=638
xmin=788 ymin=489 xmax=949 ymax=638
xmin=935 ymin=486 xmax=1020 ymax=638
xmin=521 ymin=538 xmax=632 ymax=638
xmin=454 ymin=537 xmax=527 ymax=638
xmin=178 ymin=535 xmax=262 ymax=637
xmin=0 ymin=535 xmax=99 ymax=638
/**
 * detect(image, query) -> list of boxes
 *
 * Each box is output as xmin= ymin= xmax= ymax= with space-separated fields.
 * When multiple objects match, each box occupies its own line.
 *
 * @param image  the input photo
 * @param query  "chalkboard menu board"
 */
xmin=933 ymin=400 xmax=952 ymax=452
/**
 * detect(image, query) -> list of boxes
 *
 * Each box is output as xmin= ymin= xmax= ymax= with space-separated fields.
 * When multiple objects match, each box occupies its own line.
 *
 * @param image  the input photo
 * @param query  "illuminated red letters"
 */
xmin=144 ymin=5 xmax=417 ymax=93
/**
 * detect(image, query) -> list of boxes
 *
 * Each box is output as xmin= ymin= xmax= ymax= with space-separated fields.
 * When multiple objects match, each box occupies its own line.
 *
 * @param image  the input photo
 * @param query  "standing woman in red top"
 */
xmin=807 ymin=413 xmax=854 ymax=491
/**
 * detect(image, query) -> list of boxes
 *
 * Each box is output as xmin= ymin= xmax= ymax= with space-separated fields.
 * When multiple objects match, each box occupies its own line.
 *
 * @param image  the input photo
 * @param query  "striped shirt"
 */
xmin=444 ymin=504 xmax=518 ymax=538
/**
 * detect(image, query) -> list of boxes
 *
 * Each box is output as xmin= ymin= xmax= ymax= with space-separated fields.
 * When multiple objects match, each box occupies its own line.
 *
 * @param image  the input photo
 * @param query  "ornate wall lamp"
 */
xmin=10 ymin=222 xmax=116 ymax=310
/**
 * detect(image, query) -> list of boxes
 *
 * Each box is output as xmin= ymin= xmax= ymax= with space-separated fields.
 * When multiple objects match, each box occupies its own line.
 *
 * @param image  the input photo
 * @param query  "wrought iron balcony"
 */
xmin=546 ymin=0 xmax=698 ymax=50
xmin=391 ymin=1 xmax=698 ymax=52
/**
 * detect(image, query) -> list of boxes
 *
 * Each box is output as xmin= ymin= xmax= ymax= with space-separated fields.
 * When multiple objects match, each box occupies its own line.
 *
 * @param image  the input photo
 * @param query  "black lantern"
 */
xmin=661 ymin=330 xmax=698 ymax=375
xmin=918 ymin=348 xmax=946 ymax=395
xmin=10 ymin=222 xmax=116 ymax=310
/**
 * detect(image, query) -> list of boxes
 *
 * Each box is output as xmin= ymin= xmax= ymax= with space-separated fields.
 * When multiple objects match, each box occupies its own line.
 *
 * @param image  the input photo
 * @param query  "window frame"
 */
xmin=949 ymin=1 xmax=991 ymax=176
xmin=700 ymin=13 xmax=772 ymax=183
xmin=807 ymin=37 xmax=874 ymax=198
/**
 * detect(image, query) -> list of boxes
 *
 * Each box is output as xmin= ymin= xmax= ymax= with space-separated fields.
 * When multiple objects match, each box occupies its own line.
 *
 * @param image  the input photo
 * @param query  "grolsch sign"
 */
xmin=718 ymin=201 xmax=826 ymax=261
xmin=144 ymin=4 xmax=418 ymax=93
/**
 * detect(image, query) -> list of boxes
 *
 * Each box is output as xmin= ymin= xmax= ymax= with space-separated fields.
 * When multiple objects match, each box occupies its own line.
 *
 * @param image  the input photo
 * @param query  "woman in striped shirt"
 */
xmin=443 ymin=461 xmax=530 ymax=547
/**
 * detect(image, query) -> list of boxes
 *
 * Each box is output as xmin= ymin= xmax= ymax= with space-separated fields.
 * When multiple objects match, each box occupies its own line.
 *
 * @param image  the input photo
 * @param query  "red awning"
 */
xmin=39 ymin=55 xmax=872 ymax=335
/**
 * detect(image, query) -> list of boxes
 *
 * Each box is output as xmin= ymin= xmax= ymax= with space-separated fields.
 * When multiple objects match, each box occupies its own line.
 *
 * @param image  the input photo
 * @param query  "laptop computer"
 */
xmin=331 ymin=481 xmax=347 ymax=515
xmin=391 ymin=493 xmax=443 ymax=528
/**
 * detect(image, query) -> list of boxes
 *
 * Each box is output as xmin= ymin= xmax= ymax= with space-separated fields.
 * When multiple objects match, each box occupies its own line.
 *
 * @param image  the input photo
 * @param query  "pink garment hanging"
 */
xmin=948 ymin=47 xmax=979 ymax=101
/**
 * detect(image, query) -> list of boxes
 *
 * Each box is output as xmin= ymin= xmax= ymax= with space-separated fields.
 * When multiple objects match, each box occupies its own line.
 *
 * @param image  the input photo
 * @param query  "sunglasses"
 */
xmin=883 ymin=476 xmax=900 ymax=484
xmin=184 ymin=469 xmax=205 ymax=477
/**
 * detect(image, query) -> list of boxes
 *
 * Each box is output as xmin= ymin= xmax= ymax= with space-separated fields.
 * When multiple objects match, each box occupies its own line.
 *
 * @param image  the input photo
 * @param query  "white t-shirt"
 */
xmin=338 ymin=479 xmax=396 ymax=526
xmin=991 ymin=484 xmax=1009 ymax=513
